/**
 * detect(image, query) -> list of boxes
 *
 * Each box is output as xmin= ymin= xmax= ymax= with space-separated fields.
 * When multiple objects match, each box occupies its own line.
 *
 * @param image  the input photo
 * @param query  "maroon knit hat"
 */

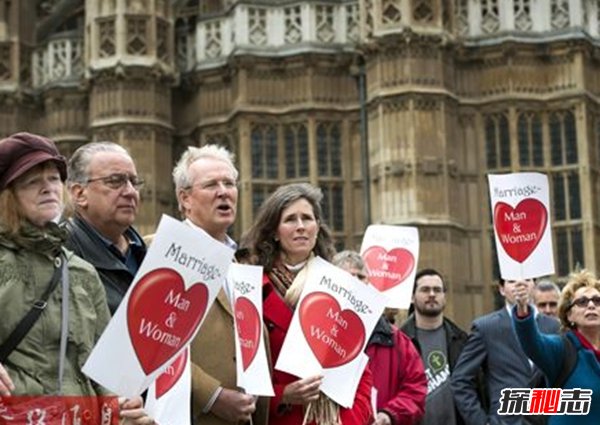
xmin=0 ymin=132 xmax=67 ymax=190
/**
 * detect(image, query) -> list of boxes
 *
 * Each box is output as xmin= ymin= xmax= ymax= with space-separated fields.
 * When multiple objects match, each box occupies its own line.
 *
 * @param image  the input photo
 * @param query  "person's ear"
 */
xmin=68 ymin=183 xmax=88 ymax=209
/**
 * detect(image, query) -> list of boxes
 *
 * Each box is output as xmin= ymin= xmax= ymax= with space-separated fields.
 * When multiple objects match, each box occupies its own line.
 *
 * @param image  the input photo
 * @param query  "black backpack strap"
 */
xmin=0 ymin=254 xmax=64 ymax=363
xmin=552 ymin=335 xmax=578 ymax=388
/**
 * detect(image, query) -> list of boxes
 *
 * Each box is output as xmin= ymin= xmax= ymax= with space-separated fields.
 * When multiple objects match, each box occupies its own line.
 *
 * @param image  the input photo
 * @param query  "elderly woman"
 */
xmin=242 ymin=183 xmax=373 ymax=425
xmin=513 ymin=271 xmax=600 ymax=424
xmin=0 ymin=133 xmax=151 ymax=423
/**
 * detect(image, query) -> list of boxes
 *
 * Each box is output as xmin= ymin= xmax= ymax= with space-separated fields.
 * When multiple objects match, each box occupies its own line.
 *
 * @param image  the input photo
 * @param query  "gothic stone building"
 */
xmin=1 ymin=0 xmax=598 ymax=326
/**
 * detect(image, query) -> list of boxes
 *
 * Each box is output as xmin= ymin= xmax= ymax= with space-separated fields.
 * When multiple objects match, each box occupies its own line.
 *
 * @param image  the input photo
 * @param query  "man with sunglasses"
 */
xmin=533 ymin=279 xmax=561 ymax=318
xmin=65 ymin=142 xmax=147 ymax=314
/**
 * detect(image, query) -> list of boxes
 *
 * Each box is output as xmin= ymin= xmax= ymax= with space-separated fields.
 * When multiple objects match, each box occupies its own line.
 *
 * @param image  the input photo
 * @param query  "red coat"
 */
xmin=365 ymin=318 xmax=427 ymax=425
xmin=263 ymin=276 xmax=374 ymax=425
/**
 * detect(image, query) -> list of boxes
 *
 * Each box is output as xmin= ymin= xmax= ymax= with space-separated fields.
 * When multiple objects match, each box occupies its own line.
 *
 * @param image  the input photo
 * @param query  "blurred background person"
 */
xmin=513 ymin=271 xmax=599 ymax=424
xmin=333 ymin=250 xmax=426 ymax=425
xmin=533 ymin=279 xmax=561 ymax=319
xmin=0 ymin=132 xmax=150 ymax=424
xmin=242 ymin=183 xmax=373 ymax=425
xmin=401 ymin=269 xmax=468 ymax=425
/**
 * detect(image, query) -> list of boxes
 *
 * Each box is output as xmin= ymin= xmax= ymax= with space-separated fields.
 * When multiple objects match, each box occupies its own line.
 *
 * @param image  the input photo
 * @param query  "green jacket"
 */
xmin=0 ymin=222 xmax=111 ymax=396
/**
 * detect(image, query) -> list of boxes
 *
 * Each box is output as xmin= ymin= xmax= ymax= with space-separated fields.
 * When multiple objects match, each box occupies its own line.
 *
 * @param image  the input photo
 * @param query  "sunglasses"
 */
xmin=570 ymin=295 xmax=600 ymax=308
xmin=537 ymin=302 xmax=558 ymax=308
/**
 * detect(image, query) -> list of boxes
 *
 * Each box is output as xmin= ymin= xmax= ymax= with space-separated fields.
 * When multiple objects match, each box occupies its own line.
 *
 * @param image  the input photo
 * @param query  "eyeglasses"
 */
xmin=186 ymin=178 xmax=237 ymax=192
xmin=86 ymin=173 xmax=145 ymax=190
xmin=417 ymin=286 xmax=445 ymax=294
xmin=570 ymin=295 xmax=600 ymax=308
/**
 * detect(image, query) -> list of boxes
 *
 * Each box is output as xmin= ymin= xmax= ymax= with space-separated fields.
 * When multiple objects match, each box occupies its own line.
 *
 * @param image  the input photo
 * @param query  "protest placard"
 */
xmin=360 ymin=225 xmax=420 ymax=308
xmin=83 ymin=215 xmax=234 ymax=396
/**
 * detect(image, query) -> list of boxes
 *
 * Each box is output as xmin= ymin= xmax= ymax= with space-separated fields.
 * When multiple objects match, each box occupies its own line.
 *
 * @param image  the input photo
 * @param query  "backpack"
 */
xmin=524 ymin=335 xmax=578 ymax=425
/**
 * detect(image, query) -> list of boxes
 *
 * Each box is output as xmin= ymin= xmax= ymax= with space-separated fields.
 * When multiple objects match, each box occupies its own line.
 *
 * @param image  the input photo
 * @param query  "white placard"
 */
xmin=360 ymin=225 xmax=420 ymax=309
xmin=488 ymin=173 xmax=554 ymax=280
xmin=145 ymin=347 xmax=191 ymax=425
xmin=275 ymin=257 xmax=385 ymax=407
xmin=229 ymin=263 xmax=274 ymax=396
xmin=83 ymin=215 xmax=234 ymax=396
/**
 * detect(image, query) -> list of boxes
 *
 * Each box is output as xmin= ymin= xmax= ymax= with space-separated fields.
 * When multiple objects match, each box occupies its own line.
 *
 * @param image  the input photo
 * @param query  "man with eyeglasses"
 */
xmin=332 ymin=250 xmax=427 ymax=425
xmin=171 ymin=145 xmax=266 ymax=425
xmin=451 ymin=278 xmax=560 ymax=425
xmin=533 ymin=279 xmax=561 ymax=318
xmin=65 ymin=141 xmax=147 ymax=314
xmin=400 ymin=269 xmax=469 ymax=425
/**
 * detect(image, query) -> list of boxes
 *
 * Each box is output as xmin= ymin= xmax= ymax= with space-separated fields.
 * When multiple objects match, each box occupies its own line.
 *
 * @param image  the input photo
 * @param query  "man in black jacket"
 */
xmin=64 ymin=142 xmax=146 ymax=314
xmin=401 ymin=268 xmax=469 ymax=425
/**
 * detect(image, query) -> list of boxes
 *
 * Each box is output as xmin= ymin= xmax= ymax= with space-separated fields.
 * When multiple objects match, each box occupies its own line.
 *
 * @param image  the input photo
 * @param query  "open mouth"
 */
xmin=217 ymin=204 xmax=232 ymax=212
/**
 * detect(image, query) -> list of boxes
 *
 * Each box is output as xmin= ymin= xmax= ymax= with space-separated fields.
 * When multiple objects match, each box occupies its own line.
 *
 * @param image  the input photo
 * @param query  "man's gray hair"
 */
xmin=172 ymin=144 xmax=238 ymax=192
xmin=67 ymin=141 xmax=130 ymax=184
xmin=535 ymin=279 xmax=561 ymax=294
xmin=332 ymin=250 xmax=366 ymax=271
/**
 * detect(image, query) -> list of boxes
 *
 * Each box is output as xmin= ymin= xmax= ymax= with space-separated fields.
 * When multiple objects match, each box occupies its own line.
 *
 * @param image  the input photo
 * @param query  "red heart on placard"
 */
xmin=299 ymin=292 xmax=365 ymax=368
xmin=155 ymin=349 xmax=188 ymax=399
xmin=127 ymin=268 xmax=208 ymax=375
xmin=362 ymin=246 xmax=415 ymax=291
xmin=494 ymin=199 xmax=548 ymax=263
xmin=234 ymin=297 xmax=261 ymax=371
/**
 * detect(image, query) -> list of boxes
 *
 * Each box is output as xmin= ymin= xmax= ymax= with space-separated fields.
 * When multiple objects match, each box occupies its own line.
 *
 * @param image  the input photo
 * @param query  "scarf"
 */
xmin=0 ymin=220 xmax=66 ymax=257
xmin=268 ymin=255 xmax=341 ymax=425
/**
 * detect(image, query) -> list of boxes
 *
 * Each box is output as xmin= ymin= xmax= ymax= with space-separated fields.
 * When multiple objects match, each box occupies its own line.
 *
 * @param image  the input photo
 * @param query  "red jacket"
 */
xmin=263 ymin=276 xmax=374 ymax=425
xmin=365 ymin=317 xmax=427 ymax=425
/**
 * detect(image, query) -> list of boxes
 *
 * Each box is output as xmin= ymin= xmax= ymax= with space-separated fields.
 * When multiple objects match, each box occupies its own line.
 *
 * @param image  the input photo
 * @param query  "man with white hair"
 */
xmin=172 ymin=145 xmax=266 ymax=425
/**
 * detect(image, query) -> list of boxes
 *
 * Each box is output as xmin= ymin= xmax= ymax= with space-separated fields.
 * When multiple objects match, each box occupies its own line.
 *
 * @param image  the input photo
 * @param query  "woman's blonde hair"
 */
xmin=0 ymin=187 xmax=21 ymax=235
xmin=558 ymin=270 xmax=600 ymax=330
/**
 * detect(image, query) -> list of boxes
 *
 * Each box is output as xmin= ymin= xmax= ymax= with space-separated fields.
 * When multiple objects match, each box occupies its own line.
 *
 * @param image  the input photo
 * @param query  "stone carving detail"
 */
xmin=19 ymin=45 xmax=32 ymax=87
xmin=551 ymin=0 xmax=570 ymax=29
xmin=248 ymin=7 xmax=268 ymax=46
xmin=157 ymin=18 xmax=169 ymax=62
xmin=205 ymin=20 xmax=222 ymax=58
xmin=364 ymin=0 xmax=374 ymax=38
xmin=455 ymin=0 xmax=469 ymax=36
xmin=176 ymin=17 xmax=196 ymax=71
xmin=480 ymin=0 xmax=500 ymax=34
xmin=413 ymin=0 xmax=434 ymax=24
xmin=514 ymin=0 xmax=532 ymax=31
xmin=98 ymin=18 xmax=116 ymax=58
xmin=381 ymin=0 xmax=402 ymax=25
xmin=316 ymin=5 xmax=335 ymax=43
xmin=32 ymin=38 xmax=84 ymax=86
xmin=346 ymin=4 xmax=360 ymax=42
xmin=0 ymin=43 xmax=10 ymax=80
xmin=284 ymin=5 xmax=302 ymax=44
xmin=127 ymin=16 xmax=148 ymax=55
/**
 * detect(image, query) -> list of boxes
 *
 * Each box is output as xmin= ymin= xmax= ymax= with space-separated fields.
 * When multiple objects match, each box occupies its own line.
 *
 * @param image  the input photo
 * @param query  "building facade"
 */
xmin=1 ymin=0 xmax=598 ymax=325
